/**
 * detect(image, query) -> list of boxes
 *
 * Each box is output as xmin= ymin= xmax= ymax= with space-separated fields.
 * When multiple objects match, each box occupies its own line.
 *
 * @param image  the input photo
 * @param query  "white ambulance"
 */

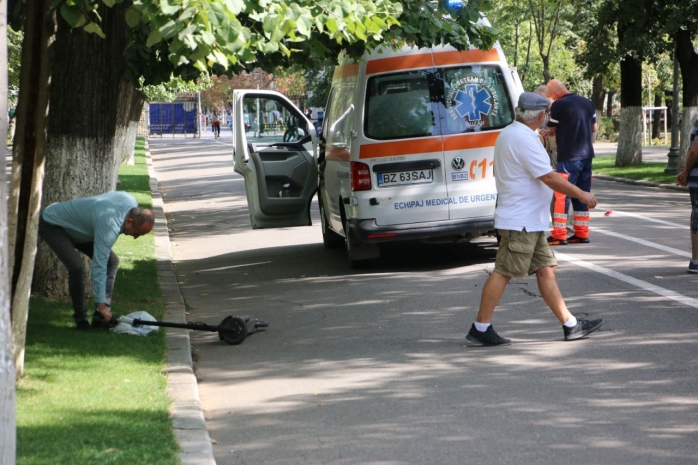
xmin=232 ymin=44 xmax=523 ymax=267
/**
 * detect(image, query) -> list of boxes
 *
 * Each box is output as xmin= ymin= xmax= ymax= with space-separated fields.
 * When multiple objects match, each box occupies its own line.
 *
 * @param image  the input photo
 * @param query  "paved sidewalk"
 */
xmin=145 ymin=141 xmax=216 ymax=465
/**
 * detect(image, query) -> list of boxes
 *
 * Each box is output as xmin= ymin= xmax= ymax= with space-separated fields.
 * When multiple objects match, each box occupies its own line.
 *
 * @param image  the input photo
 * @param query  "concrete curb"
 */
xmin=593 ymin=174 xmax=689 ymax=192
xmin=145 ymin=141 xmax=217 ymax=465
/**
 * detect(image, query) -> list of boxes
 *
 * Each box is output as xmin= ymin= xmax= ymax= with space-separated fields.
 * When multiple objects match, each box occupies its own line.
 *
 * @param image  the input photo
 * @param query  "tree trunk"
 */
xmin=591 ymin=74 xmax=604 ymax=111
xmin=606 ymin=90 xmax=616 ymax=117
xmin=651 ymin=93 xmax=662 ymax=141
xmin=33 ymin=2 xmax=143 ymax=300
xmin=591 ymin=74 xmax=604 ymax=142
xmin=616 ymin=54 xmax=643 ymax=166
xmin=116 ymin=81 xmax=145 ymax=165
xmin=542 ymin=54 xmax=551 ymax=84
xmin=0 ymin=0 xmax=17 ymax=459
xmin=675 ymin=29 xmax=698 ymax=170
xmin=9 ymin=0 xmax=54 ymax=378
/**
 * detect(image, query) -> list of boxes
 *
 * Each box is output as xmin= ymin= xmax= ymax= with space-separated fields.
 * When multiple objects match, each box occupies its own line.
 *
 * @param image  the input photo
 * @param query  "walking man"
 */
xmin=676 ymin=118 xmax=698 ymax=273
xmin=465 ymin=92 xmax=603 ymax=346
xmin=39 ymin=191 xmax=155 ymax=330
xmin=545 ymin=79 xmax=597 ymax=245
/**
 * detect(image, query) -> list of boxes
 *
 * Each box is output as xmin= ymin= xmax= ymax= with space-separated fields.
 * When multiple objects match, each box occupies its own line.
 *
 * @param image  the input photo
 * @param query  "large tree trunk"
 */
xmin=676 ymin=29 xmax=698 ymax=170
xmin=9 ymin=1 xmax=54 ymax=378
xmin=616 ymin=55 xmax=643 ymax=166
xmin=0 ymin=0 xmax=17 ymax=459
xmin=33 ymin=2 xmax=143 ymax=299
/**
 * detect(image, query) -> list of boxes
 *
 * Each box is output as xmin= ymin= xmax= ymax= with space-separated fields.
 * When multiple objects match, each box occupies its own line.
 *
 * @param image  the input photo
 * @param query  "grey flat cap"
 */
xmin=518 ymin=92 xmax=550 ymax=111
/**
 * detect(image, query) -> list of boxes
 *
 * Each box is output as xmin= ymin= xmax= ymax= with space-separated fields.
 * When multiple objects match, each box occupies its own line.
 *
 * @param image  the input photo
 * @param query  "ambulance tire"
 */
xmin=345 ymin=229 xmax=365 ymax=269
xmin=319 ymin=199 xmax=343 ymax=249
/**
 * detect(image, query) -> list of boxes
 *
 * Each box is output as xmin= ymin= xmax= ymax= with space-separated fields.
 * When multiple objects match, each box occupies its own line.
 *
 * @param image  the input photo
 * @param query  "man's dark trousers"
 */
xmin=38 ymin=215 xmax=119 ymax=323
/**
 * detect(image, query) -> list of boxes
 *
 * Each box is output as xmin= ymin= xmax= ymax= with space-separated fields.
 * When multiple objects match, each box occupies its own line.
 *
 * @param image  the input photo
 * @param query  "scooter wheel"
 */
xmin=218 ymin=316 xmax=248 ymax=345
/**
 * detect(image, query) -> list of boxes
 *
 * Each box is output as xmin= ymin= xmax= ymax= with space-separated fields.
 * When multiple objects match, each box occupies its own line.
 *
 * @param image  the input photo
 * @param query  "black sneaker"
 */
xmin=567 ymin=235 xmax=590 ymax=244
xmin=563 ymin=318 xmax=603 ymax=341
xmin=547 ymin=236 xmax=568 ymax=246
xmin=465 ymin=324 xmax=512 ymax=346
xmin=76 ymin=319 xmax=92 ymax=331
xmin=92 ymin=311 xmax=118 ymax=329
xmin=688 ymin=262 xmax=698 ymax=274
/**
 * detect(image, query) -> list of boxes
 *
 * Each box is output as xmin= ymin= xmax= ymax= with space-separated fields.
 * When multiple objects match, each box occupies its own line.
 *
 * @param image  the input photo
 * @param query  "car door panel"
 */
xmin=232 ymin=90 xmax=317 ymax=229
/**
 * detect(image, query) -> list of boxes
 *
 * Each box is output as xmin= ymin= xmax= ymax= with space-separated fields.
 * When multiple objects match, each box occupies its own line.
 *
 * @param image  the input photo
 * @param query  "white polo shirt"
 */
xmin=493 ymin=120 xmax=554 ymax=232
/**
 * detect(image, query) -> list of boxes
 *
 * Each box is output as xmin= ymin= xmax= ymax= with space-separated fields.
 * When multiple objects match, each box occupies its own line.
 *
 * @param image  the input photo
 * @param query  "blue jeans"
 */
xmin=556 ymin=158 xmax=592 ymax=213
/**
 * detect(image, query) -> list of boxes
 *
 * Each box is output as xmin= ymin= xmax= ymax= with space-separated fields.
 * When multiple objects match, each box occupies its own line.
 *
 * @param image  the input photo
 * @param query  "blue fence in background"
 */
xmin=149 ymin=102 xmax=197 ymax=136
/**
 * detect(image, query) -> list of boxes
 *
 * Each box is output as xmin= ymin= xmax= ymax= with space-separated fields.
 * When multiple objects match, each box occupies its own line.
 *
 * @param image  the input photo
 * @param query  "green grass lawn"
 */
xmin=16 ymin=138 xmax=180 ymax=465
xmin=593 ymin=155 xmax=678 ymax=185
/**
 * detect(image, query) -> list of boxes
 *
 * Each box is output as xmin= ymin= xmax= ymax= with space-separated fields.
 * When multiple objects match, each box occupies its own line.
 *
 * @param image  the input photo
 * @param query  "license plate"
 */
xmin=377 ymin=169 xmax=433 ymax=187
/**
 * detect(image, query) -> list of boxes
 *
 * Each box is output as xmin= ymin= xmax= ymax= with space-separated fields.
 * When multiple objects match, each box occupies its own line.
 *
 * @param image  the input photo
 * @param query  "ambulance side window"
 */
xmin=435 ymin=65 xmax=514 ymax=135
xmin=325 ymin=85 xmax=355 ymax=149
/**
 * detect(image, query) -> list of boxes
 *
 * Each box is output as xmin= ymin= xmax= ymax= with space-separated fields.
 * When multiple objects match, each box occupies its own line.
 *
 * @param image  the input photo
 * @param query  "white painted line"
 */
xmin=591 ymin=227 xmax=692 ymax=258
xmin=555 ymin=252 xmax=698 ymax=309
xmin=606 ymin=210 xmax=688 ymax=229
xmin=199 ymin=261 xmax=272 ymax=272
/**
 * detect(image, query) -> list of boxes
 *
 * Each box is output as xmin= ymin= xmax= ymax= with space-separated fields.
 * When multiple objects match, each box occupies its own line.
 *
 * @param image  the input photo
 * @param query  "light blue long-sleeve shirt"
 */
xmin=42 ymin=191 xmax=138 ymax=303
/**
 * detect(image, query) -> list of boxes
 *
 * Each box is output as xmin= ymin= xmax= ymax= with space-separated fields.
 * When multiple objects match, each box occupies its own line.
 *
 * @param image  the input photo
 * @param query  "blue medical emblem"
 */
xmin=453 ymin=85 xmax=492 ymax=121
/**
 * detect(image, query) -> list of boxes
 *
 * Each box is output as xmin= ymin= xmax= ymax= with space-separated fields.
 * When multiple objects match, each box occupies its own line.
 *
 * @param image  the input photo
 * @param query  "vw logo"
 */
xmin=452 ymin=157 xmax=465 ymax=171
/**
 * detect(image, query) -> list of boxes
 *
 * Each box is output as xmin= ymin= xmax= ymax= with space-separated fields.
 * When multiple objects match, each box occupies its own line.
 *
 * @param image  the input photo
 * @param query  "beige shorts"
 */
xmin=494 ymin=229 xmax=557 ymax=278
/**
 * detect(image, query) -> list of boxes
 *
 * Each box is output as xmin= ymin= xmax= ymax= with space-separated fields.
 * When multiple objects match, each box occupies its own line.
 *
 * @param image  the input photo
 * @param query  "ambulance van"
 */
xmin=232 ymin=43 xmax=524 ymax=267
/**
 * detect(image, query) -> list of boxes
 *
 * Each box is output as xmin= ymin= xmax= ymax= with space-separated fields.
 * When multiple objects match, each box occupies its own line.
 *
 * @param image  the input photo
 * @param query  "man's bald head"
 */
xmin=546 ymin=79 xmax=569 ymax=101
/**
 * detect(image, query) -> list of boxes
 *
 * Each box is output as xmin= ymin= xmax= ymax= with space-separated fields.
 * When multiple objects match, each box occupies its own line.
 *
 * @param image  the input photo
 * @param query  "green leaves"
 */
xmin=52 ymin=0 xmax=492 ymax=89
xmin=57 ymin=0 xmax=122 ymax=37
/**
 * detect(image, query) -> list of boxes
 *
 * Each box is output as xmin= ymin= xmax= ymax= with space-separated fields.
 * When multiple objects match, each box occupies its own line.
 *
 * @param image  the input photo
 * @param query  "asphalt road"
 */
xmin=149 ymin=130 xmax=698 ymax=465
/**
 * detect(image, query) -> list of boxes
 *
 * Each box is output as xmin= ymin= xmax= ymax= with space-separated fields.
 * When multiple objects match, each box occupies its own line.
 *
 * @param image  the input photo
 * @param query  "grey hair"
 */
xmin=515 ymin=107 xmax=546 ymax=123
xmin=535 ymin=85 xmax=548 ymax=96
xmin=127 ymin=207 xmax=155 ymax=229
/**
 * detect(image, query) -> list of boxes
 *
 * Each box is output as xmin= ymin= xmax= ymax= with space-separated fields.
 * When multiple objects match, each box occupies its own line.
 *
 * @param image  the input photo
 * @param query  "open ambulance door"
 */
xmin=232 ymin=90 xmax=318 ymax=229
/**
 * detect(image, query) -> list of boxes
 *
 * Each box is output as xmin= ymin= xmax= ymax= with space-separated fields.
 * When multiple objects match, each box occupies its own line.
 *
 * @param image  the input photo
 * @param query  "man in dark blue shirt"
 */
xmin=545 ymin=79 xmax=597 ymax=245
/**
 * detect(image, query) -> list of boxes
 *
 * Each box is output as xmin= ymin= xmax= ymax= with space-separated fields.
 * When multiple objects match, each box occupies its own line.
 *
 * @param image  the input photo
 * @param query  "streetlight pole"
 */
xmin=666 ymin=39 xmax=680 ymax=174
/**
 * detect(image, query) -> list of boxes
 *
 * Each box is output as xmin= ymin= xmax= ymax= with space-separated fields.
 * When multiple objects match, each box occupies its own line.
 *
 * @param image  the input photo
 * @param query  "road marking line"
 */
xmin=605 ymin=210 xmax=688 ymax=229
xmin=555 ymin=252 xmax=698 ymax=309
xmin=591 ymin=227 xmax=692 ymax=258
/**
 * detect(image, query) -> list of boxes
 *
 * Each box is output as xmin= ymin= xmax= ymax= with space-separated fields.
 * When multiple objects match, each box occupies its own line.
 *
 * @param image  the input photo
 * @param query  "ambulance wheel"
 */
xmin=345 ymin=229 xmax=366 ymax=269
xmin=319 ymin=199 xmax=343 ymax=249
xmin=218 ymin=316 xmax=248 ymax=345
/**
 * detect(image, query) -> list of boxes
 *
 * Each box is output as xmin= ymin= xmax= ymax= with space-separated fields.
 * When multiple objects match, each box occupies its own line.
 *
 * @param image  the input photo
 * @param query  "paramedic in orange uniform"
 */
xmin=545 ymin=79 xmax=597 ymax=245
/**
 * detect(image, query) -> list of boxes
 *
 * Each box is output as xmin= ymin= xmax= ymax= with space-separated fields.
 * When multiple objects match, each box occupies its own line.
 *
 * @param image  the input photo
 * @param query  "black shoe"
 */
xmin=76 ymin=319 xmax=92 ymax=331
xmin=547 ymin=236 xmax=568 ymax=246
xmin=465 ymin=324 xmax=512 ymax=346
xmin=688 ymin=262 xmax=698 ymax=274
xmin=92 ymin=311 xmax=118 ymax=329
xmin=563 ymin=318 xmax=603 ymax=341
xmin=567 ymin=235 xmax=590 ymax=244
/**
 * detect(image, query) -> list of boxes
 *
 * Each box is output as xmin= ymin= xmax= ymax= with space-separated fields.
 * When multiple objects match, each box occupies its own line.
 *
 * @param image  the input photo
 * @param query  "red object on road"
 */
xmin=604 ymin=210 xmax=613 ymax=216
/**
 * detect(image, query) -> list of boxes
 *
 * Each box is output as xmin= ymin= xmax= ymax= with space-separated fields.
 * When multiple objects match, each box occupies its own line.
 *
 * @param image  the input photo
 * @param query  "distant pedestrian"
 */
xmin=212 ymin=115 xmax=221 ymax=138
xmin=283 ymin=114 xmax=297 ymax=142
xmin=38 ymin=192 xmax=155 ymax=331
xmin=676 ymin=118 xmax=698 ymax=273
xmin=465 ymin=92 xmax=603 ymax=346
xmin=545 ymin=79 xmax=597 ymax=246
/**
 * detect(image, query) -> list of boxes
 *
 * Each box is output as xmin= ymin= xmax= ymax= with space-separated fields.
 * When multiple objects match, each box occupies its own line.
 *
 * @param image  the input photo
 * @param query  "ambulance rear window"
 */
xmin=364 ymin=66 xmax=514 ymax=140
xmin=364 ymin=71 xmax=433 ymax=140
